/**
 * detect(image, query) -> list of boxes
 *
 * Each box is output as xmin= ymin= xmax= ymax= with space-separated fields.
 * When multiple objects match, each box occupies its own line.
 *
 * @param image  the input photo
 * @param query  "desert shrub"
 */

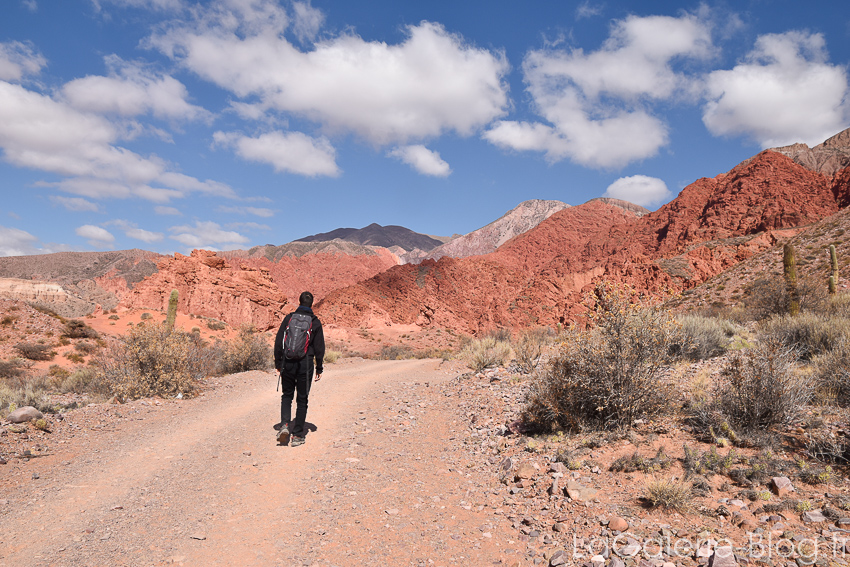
xmin=643 ymin=478 xmax=692 ymax=511
xmin=461 ymin=336 xmax=512 ymax=372
xmin=672 ymin=315 xmax=738 ymax=360
xmin=214 ymin=326 xmax=273 ymax=375
xmin=522 ymin=283 xmax=678 ymax=432
xmin=483 ymin=328 xmax=511 ymax=343
xmin=0 ymin=358 xmax=27 ymax=379
xmin=610 ymin=447 xmax=672 ymax=473
xmin=377 ymin=344 xmax=413 ymax=360
xmin=140 ymin=312 xmax=152 ymax=320
xmin=682 ymin=445 xmax=737 ymax=477
xmin=64 ymin=352 xmax=85 ymax=364
xmin=206 ymin=319 xmax=226 ymax=331
xmin=58 ymin=367 xmax=107 ymax=395
xmin=744 ymin=277 xmax=826 ymax=320
xmin=48 ymin=364 xmax=70 ymax=379
xmin=95 ymin=322 xmax=214 ymax=400
xmin=513 ymin=327 xmax=551 ymax=373
xmin=760 ymin=312 xmax=850 ymax=361
xmin=715 ymin=339 xmax=812 ymax=431
xmin=813 ymin=338 xmax=850 ymax=406
xmin=74 ymin=341 xmax=99 ymax=354
xmin=108 ymin=314 xmax=120 ymax=320
xmin=15 ymin=342 xmax=55 ymax=361
xmin=1 ymin=315 xmax=17 ymax=326
xmin=324 ymin=350 xmax=342 ymax=364
xmin=63 ymin=319 xmax=99 ymax=339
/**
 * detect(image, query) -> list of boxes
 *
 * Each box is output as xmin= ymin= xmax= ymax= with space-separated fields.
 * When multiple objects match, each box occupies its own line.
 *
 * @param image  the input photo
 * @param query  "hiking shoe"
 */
xmin=290 ymin=435 xmax=305 ymax=447
xmin=276 ymin=424 xmax=290 ymax=445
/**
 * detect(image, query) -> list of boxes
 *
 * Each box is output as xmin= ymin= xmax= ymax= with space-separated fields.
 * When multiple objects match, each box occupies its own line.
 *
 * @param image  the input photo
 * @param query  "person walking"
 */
xmin=274 ymin=291 xmax=325 ymax=447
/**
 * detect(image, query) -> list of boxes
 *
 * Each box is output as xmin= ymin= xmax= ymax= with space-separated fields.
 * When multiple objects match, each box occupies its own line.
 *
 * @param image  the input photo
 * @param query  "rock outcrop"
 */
xmin=772 ymin=127 xmax=850 ymax=175
xmin=0 ymin=277 xmax=96 ymax=318
xmin=122 ymin=250 xmax=288 ymax=331
xmin=408 ymin=199 xmax=571 ymax=263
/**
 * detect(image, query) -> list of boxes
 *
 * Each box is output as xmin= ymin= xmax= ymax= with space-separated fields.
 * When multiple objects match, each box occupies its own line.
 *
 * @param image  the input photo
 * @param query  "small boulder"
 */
xmin=771 ymin=477 xmax=794 ymax=497
xmin=608 ymin=516 xmax=629 ymax=532
xmin=565 ymin=481 xmax=597 ymax=501
xmin=708 ymin=546 xmax=738 ymax=567
xmin=7 ymin=407 xmax=43 ymax=424
xmin=515 ymin=463 xmax=537 ymax=481
xmin=801 ymin=510 xmax=827 ymax=524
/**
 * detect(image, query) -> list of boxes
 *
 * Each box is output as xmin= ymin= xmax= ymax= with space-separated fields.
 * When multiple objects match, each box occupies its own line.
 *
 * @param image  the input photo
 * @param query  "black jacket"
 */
xmin=274 ymin=305 xmax=325 ymax=374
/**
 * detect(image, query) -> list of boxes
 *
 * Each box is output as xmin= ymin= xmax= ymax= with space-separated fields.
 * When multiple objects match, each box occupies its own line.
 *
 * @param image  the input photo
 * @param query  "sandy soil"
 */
xmin=0 ymin=358 xmax=521 ymax=567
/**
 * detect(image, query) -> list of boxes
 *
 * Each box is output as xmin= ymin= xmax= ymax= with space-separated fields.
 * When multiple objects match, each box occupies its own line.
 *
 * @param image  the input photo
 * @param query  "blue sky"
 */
xmin=0 ymin=0 xmax=848 ymax=255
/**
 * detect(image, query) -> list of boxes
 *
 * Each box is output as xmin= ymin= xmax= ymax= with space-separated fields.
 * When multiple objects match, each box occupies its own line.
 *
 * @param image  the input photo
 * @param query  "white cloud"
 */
xmin=22 ymin=1 xmax=38 ymax=11
xmin=218 ymin=205 xmax=275 ymax=218
xmin=50 ymin=195 xmax=100 ymax=212
xmin=105 ymin=219 xmax=164 ymax=242
xmin=0 ymin=80 xmax=236 ymax=203
xmin=0 ymin=41 xmax=46 ymax=81
xmin=576 ymin=1 xmax=603 ymax=20
xmin=92 ymin=0 xmax=184 ymax=11
xmin=0 ymin=226 xmax=40 ymax=256
xmin=485 ymin=13 xmax=713 ymax=169
xmin=702 ymin=31 xmax=850 ymax=148
xmin=169 ymin=220 xmax=249 ymax=251
xmin=155 ymin=205 xmax=181 ymax=215
xmin=388 ymin=145 xmax=452 ymax=177
xmin=75 ymin=224 xmax=115 ymax=247
xmin=149 ymin=4 xmax=509 ymax=145
xmin=61 ymin=56 xmax=210 ymax=121
xmin=291 ymin=1 xmax=324 ymax=44
xmin=602 ymin=175 xmax=671 ymax=207
xmin=228 ymin=221 xmax=271 ymax=231
xmin=214 ymin=130 xmax=339 ymax=177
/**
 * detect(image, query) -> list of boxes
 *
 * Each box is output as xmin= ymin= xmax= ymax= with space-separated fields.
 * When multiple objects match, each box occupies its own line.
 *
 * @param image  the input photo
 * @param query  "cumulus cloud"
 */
xmin=484 ymin=13 xmax=713 ymax=168
xmin=0 ymin=226 xmax=41 ymax=256
xmin=602 ymin=175 xmax=671 ymax=207
xmin=0 ymin=80 xmax=236 ymax=202
xmin=702 ymin=31 xmax=850 ymax=148
xmin=169 ymin=220 xmax=249 ymax=251
xmin=105 ymin=219 xmax=164 ymax=242
xmin=92 ymin=0 xmax=184 ymax=11
xmin=50 ymin=196 xmax=100 ymax=212
xmin=0 ymin=41 xmax=46 ymax=81
xmin=155 ymin=205 xmax=181 ymax=215
xmin=61 ymin=56 xmax=210 ymax=121
xmin=149 ymin=3 xmax=509 ymax=145
xmin=388 ymin=145 xmax=452 ymax=177
xmin=75 ymin=224 xmax=115 ymax=247
xmin=214 ymin=130 xmax=339 ymax=177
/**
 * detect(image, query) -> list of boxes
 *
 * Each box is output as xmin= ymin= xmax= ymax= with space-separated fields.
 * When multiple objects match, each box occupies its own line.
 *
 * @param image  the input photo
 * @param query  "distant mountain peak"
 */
xmin=295 ymin=223 xmax=444 ymax=252
xmin=771 ymin=126 xmax=850 ymax=175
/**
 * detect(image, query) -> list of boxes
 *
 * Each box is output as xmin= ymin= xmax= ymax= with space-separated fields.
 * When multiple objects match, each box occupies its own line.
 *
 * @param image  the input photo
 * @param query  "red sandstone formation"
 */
xmin=122 ymin=250 xmax=288 ymax=331
xmin=319 ymin=149 xmax=850 ymax=333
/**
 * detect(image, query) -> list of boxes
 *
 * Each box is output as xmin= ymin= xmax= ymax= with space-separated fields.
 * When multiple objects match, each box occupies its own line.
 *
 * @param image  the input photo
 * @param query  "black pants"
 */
xmin=280 ymin=356 xmax=314 ymax=438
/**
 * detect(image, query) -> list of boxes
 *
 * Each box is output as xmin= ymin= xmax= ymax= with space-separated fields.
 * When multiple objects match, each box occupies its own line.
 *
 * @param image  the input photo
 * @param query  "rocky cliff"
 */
xmin=122 ymin=250 xmax=288 ymax=331
xmin=772 ymin=127 xmax=850 ymax=176
xmin=0 ymin=278 xmax=96 ymax=318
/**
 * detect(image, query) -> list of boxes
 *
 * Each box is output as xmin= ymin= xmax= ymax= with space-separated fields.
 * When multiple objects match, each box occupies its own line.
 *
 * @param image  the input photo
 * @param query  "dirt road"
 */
xmin=1 ymin=358 xmax=520 ymax=567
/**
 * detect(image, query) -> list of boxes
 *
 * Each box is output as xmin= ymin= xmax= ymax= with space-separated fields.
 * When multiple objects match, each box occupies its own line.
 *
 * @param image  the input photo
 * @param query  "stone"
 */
xmin=771 ymin=477 xmax=794 ymax=498
xmin=549 ymin=462 xmax=567 ymax=474
xmin=566 ymin=481 xmax=598 ymax=502
xmin=7 ymin=406 xmax=43 ymax=424
xmin=608 ymin=516 xmax=629 ymax=532
xmin=515 ymin=463 xmax=537 ymax=481
xmin=802 ymin=510 xmax=827 ymax=523
xmin=552 ymin=522 xmax=567 ymax=533
xmin=548 ymin=478 xmax=560 ymax=496
xmin=708 ymin=547 xmax=738 ymax=567
xmin=837 ymin=518 xmax=850 ymax=528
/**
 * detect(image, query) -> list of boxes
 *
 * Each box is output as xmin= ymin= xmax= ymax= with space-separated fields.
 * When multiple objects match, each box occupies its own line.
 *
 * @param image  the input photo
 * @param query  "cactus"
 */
xmin=784 ymin=244 xmax=800 ymax=316
xmin=830 ymin=244 xmax=839 ymax=294
xmin=166 ymin=289 xmax=179 ymax=329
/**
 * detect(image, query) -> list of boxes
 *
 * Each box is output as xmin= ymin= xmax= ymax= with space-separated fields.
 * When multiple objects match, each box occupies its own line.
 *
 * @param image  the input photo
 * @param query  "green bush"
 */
xmin=716 ymin=339 xmax=812 ymax=431
xmin=672 ymin=315 xmax=738 ymax=360
xmin=461 ymin=336 xmax=512 ymax=372
xmin=760 ymin=312 xmax=850 ymax=361
xmin=522 ymin=283 xmax=678 ymax=432
xmin=58 ymin=367 xmax=107 ymax=395
xmin=214 ymin=326 xmax=273 ymax=374
xmin=376 ymin=344 xmax=413 ymax=360
xmin=95 ymin=323 xmax=214 ymax=400
xmin=206 ymin=319 xmax=226 ymax=331
xmin=324 ymin=350 xmax=342 ymax=364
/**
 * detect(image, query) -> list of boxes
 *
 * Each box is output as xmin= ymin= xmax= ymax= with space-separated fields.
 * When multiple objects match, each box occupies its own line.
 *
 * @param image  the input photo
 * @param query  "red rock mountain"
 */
xmin=319 ymin=143 xmax=850 ymax=334
xmin=123 ymin=250 xmax=288 ymax=331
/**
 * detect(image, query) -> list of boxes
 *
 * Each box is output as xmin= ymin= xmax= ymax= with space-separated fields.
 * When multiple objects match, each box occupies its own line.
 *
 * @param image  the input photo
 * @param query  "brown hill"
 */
xmin=319 ymin=147 xmax=850 ymax=334
xmin=772 ymin=127 xmax=850 ymax=175
xmin=295 ymin=223 xmax=446 ymax=252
